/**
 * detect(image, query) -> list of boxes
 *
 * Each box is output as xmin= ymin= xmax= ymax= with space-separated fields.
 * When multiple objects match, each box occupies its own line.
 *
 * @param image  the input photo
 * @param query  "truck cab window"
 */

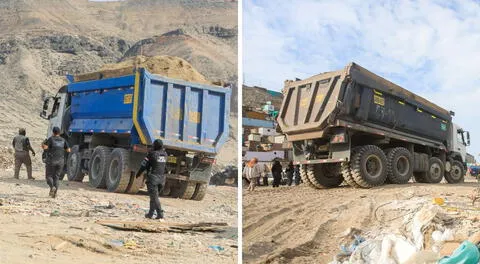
xmin=457 ymin=131 xmax=466 ymax=145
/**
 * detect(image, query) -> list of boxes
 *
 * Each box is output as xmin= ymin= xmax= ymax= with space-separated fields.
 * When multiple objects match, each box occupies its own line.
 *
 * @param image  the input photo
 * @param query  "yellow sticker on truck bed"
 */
xmin=374 ymin=94 xmax=385 ymax=106
xmin=167 ymin=156 xmax=177 ymax=163
xmin=124 ymin=94 xmax=133 ymax=104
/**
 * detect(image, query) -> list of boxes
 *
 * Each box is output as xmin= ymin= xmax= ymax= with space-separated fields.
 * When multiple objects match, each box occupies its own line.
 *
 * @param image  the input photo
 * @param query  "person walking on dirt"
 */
xmin=135 ymin=139 xmax=167 ymax=219
xmin=262 ymin=163 xmax=270 ymax=186
xmin=294 ymin=165 xmax=301 ymax=185
xmin=271 ymin=160 xmax=282 ymax=187
xmin=286 ymin=161 xmax=294 ymax=186
xmin=243 ymin=158 xmax=262 ymax=191
xmin=42 ymin=127 xmax=70 ymax=198
xmin=13 ymin=128 xmax=36 ymax=180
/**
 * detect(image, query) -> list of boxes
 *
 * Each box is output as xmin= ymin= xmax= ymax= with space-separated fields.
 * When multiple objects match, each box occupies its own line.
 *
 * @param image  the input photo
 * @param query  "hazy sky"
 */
xmin=243 ymin=0 xmax=480 ymax=157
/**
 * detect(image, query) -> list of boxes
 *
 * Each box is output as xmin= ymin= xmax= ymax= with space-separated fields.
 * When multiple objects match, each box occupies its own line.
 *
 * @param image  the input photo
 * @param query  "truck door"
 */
xmin=40 ymin=90 xmax=68 ymax=137
xmin=452 ymin=123 xmax=467 ymax=162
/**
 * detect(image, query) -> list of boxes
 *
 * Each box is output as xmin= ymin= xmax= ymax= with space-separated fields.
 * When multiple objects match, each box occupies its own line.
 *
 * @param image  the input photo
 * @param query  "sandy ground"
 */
xmin=0 ymin=169 xmax=237 ymax=264
xmin=243 ymin=176 xmax=480 ymax=264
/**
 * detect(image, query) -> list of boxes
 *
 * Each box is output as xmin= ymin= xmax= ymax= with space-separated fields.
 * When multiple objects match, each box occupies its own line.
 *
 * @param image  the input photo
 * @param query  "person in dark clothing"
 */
xmin=13 ymin=128 xmax=36 ymax=180
xmin=286 ymin=162 xmax=294 ymax=186
xmin=294 ymin=165 xmax=301 ymax=185
xmin=271 ymin=160 xmax=282 ymax=187
xmin=42 ymin=127 xmax=70 ymax=198
xmin=136 ymin=139 xmax=167 ymax=219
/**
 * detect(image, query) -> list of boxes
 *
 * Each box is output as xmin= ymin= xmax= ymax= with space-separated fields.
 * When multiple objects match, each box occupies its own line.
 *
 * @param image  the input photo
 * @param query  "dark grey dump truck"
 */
xmin=277 ymin=63 xmax=470 ymax=188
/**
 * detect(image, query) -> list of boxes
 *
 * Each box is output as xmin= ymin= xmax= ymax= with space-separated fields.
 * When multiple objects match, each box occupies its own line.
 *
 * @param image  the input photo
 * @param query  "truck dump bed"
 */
xmin=278 ymin=63 xmax=451 ymax=142
xmin=68 ymin=68 xmax=230 ymax=154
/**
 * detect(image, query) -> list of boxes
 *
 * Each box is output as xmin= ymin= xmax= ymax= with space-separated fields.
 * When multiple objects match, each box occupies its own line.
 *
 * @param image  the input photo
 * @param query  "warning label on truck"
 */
xmin=373 ymin=94 xmax=385 ymax=106
xmin=123 ymin=94 xmax=133 ymax=104
xmin=441 ymin=123 xmax=447 ymax=131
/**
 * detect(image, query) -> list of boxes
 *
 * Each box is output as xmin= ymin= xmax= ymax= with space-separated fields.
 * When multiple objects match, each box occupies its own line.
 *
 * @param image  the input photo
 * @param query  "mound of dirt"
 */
xmin=74 ymin=55 xmax=211 ymax=85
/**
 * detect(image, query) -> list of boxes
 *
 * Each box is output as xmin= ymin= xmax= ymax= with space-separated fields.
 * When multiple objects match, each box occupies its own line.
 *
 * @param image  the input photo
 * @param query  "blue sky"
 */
xmin=243 ymin=0 xmax=480 ymax=158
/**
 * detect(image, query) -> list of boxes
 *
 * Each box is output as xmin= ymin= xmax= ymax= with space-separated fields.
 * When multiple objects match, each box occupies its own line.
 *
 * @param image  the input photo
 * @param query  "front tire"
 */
xmin=445 ymin=160 xmax=465 ymax=183
xmin=424 ymin=157 xmax=444 ymax=183
xmin=67 ymin=145 xmax=85 ymax=182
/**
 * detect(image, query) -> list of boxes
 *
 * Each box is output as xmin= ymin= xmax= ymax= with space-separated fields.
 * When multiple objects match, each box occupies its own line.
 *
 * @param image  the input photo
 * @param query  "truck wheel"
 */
xmin=171 ymin=181 xmax=196 ymax=199
xmin=351 ymin=145 xmax=387 ymax=188
xmin=342 ymin=162 xmax=360 ymax=188
xmin=386 ymin=147 xmax=413 ymax=184
xmin=192 ymin=183 xmax=208 ymax=201
xmin=106 ymin=148 xmax=131 ymax=193
xmin=342 ymin=147 xmax=361 ymax=188
xmin=300 ymin=165 xmax=316 ymax=188
xmin=306 ymin=163 xmax=344 ymax=189
xmin=445 ymin=160 xmax=465 ymax=183
xmin=67 ymin=145 xmax=85 ymax=182
xmin=413 ymin=172 xmax=428 ymax=183
xmin=88 ymin=146 xmax=111 ymax=188
xmin=424 ymin=157 xmax=444 ymax=183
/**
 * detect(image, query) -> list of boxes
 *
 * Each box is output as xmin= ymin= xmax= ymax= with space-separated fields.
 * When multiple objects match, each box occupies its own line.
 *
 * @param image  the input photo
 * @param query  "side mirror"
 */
xmin=467 ymin=132 xmax=471 ymax=146
xmin=40 ymin=98 xmax=50 ymax=120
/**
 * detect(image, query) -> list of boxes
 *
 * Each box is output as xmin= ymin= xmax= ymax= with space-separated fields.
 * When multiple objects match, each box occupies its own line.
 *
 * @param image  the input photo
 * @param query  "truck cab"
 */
xmin=450 ymin=123 xmax=470 ymax=165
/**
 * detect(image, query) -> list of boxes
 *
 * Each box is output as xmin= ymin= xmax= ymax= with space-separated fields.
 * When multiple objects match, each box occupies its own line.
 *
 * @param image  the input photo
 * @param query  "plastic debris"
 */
xmin=340 ymin=235 xmax=365 ymax=255
xmin=124 ymin=240 xmax=137 ymax=249
xmin=50 ymin=210 xmax=60 ymax=217
xmin=433 ymin=197 xmax=445 ymax=206
xmin=438 ymin=241 xmax=480 ymax=264
xmin=108 ymin=239 xmax=124 ymax=247
xmin=208 ymin=245 xmax=224 ymax=252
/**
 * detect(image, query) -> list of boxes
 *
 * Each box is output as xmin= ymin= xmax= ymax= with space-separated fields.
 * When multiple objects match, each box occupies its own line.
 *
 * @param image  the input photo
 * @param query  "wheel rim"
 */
xmin=430 ymin=163 xmax=442 ymax=179
xmin=109 ymin=158 xmax=120 ymax=184
xmin=365 ymin=154 xmax=382 ymax=178
xmin=451 ymin=165 xmax=462 ymax=179
xmin=396 ymin=156 xmax=410 ymax=176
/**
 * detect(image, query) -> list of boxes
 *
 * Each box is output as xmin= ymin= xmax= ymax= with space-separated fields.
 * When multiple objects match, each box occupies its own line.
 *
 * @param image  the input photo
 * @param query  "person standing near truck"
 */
xmin=271 ymin=160 xmax=282 ymax=187
xmin=243 ymin=158 xmax=262 ymax=191
xmin=135 ymin=139 xmax=167 ymax=219
xmin=12 ymin=128 xmax=36 ymax=180
xmin=285 ymin=162 xmax=294 ymax=186
xmin=42 ymin=127 xmax=70 ymax=198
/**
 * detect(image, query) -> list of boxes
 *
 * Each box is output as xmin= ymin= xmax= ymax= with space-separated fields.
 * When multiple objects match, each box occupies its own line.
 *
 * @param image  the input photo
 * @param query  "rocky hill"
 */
xmin=0 ymin=0 xmax=237 ymax=169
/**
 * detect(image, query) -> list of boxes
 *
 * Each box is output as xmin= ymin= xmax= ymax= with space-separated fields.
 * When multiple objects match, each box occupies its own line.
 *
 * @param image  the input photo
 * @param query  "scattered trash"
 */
xmin=108 ymin=239 xmax=124 ymax=247
xmin=50 ymin=210 xmax=60 ymax=217
xmin=340 ymin=235 xmax=365 ymax=255
xmin=96 ymin=220 xmax=228 ymax=233
xmin=124 ymin=240 xmax=137 ymax=249
xmin=52 ymin=241 xmax=68 ymax=251
xmin=438 ymin=241 xmax=480 ymax=264
xmin=433 ymin=197 xmax=445 ymax=206
xmin=208 ymin=245 xmax=224 ymax=252
xmin=94 ymin=201 xmax=115 ymax=210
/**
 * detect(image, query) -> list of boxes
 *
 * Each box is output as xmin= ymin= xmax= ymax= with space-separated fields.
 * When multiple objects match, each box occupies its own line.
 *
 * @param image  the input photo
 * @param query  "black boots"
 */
xmin=145 ymin=210 xmax=164 ymax=219
xmin=49 ymin=187 xmax=57 ymax=198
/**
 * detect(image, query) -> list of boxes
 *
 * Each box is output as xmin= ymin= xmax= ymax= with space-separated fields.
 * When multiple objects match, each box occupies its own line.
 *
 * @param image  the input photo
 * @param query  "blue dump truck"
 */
xmin=40 ymin=68 xmax=230 ymax=200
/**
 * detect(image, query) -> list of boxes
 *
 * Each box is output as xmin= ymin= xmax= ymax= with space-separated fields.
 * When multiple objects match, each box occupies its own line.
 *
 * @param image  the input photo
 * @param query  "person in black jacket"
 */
xmin=271 ymin=160 xmax=282 ymax=187
xmin=12 ymin=128 xmax=36 ymax=180
xmin=42 ymin=127 xmax=70 ymax=198
xmin=286 ymin=161 xmax=294 ymax=186
xmin=135 ymin=139 xmax=167 ymax=219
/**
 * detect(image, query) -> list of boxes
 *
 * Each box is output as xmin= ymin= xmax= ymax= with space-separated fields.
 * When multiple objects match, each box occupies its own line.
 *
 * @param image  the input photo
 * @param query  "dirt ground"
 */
xmin=0 ymin=169 xmax=237 ymax=264
xmin=243 ymin=176 xmax=480 ymax=264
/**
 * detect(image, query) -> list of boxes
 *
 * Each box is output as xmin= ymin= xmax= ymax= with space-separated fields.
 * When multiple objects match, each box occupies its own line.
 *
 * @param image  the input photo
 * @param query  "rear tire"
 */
xmin=67 ymin=145 xmax=85 ymax=182
xmin=171 ymin=181 xmax=196 ymax=199
xmin=424 ymin=157 xmax=444 ymax=183
xmin=351 ymin=145 xmax=387 ymax=188
xmin=386 ymin=147 xmax=413 ymax=184
xmin=88 ymin=146 xmax=111 ymax=188
xmin=445 ymin=160 xmax=465 ymax=183
xmin=106 ymin=148 xmax=131 ymax=193
xmin=192 ymin=183 xmax=208 ymax=201
xmin=306 ymin=163 xmax=344 ymax=189
xmin=300 ymin=165 xmax=316 ymax=188
xmin=342 ymin=147 xmax=361 ymax=188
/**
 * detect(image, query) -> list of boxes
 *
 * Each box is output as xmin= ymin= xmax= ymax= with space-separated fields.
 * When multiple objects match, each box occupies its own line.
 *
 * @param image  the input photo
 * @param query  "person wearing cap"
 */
xmin=135 ymin=139 xmax=168 ymax=219
xmin=42 ymin=126 xmax=70 ymax=198
xmin=12 ymin=128 xmax=36 ymax=180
